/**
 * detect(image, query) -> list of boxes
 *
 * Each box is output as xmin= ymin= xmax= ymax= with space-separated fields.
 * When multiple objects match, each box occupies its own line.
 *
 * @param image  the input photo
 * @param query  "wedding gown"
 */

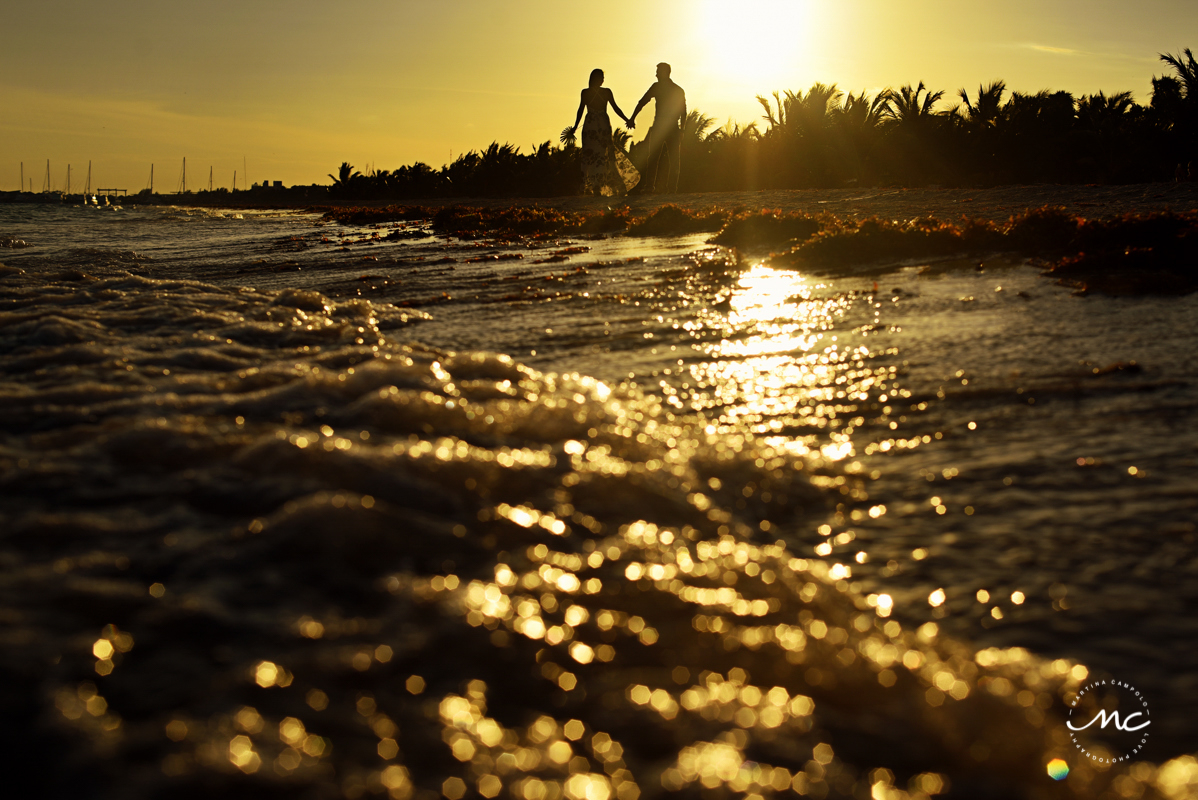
xmin=580 ymin=95 xmax=640 ymax=196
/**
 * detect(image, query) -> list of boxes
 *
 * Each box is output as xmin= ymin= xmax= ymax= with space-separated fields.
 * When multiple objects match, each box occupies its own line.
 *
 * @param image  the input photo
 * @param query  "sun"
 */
xmin=690 ymin=0 xmax=822 ymax=93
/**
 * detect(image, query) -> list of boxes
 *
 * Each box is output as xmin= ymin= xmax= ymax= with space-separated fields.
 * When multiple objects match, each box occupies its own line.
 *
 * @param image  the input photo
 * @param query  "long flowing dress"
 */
xmin=580 ymin=91 xmax=640 ymax=196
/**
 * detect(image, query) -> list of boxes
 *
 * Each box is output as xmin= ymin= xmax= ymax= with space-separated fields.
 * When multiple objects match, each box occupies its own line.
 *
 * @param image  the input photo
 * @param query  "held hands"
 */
xmin=625 ymin=118 xmax=636 ymax=130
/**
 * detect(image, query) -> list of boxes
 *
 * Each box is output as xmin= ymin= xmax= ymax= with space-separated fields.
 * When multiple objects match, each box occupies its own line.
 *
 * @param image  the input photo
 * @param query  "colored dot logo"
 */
xmin=1047 ymin=758 xmax=1069 ymax=781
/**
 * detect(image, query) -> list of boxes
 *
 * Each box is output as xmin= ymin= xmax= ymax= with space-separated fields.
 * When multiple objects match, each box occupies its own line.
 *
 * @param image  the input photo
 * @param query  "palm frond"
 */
xmin=1160 ymin=48 xmax=1198 ymax=97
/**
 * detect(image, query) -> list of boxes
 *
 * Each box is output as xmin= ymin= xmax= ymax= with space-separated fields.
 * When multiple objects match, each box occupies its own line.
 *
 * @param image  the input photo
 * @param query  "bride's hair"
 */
xmin=589 ymin=69 xmax=604 ymax=88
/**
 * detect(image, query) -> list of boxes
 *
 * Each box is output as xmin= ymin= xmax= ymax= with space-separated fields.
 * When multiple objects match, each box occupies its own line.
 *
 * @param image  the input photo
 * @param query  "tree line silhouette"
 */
xmin=328 ymin=49 xmax=1198 ymax=199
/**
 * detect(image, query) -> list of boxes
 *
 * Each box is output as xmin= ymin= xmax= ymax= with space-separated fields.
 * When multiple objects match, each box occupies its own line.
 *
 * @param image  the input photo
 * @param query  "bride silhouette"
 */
xmin=564 ymin=69 xmax=640 ymax=196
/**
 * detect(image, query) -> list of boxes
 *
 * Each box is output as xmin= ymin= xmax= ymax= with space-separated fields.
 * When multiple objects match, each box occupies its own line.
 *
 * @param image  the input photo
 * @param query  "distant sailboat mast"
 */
xmin=85 ymin=161 xmax=92 ymax=196
xmin=43 ymin=160 xmax=50 ymax=193
xmin=67 ymin=164 xmax=71 ymax=195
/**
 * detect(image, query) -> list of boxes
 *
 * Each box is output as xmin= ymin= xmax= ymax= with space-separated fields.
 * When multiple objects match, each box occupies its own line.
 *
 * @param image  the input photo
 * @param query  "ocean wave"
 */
xmin=0 ymin=267 xmax=1177 ymax=797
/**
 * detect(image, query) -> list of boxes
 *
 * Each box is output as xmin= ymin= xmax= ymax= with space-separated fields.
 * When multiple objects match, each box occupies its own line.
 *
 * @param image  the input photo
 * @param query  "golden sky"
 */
xmin=2 ymin=0 xmax=1194 ymax=192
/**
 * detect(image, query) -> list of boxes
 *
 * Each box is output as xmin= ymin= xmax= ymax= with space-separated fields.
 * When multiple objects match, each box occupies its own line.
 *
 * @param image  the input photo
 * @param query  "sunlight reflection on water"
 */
xmin=686 ymin=263 xmax=894 ymax=465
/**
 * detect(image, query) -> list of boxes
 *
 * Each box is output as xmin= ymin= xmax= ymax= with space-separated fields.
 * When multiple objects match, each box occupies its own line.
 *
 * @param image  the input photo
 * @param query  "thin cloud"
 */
xmin=1025 ymin=44 xmax=1081 ymax=55
xmin=1015 ymin=43 xmax=1156 ymax=67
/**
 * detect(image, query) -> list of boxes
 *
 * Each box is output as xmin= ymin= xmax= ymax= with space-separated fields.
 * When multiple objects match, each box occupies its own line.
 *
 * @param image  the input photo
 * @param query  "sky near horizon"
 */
xmin=2 ymin=0 xmax=1195 ymax=193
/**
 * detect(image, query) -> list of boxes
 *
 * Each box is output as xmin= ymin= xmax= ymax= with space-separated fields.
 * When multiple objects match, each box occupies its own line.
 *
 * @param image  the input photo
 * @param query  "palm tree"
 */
xmin=1159 ymin=48 xmax=1198 ymax=157
xmin=706 ymin=121 xmax=760 ymax=143
xmin=836 ymin=90 xmax=890 ymax=133
xmin=885 ymin=81 xmax=946 ymax=126
xmin=1160 ymin=49 xmax=1198 ymax=99
xmin=819 ymin=89 xmax=896 ymax=186
xmin=1151 ymin=75 xmax=1184 ymax=122
xmin=1075 ymin=91 xmax=1136 ymax=133
xmin=877 ymin=82 xmax=953 ymax=185
xmin=474 ymin=143 xmax=523 ymax=195
xmin=395 ymin=162 xmax=440 ymax=197
xmin=947 ymin=81 xmax=1008 ymax=182
xmin=688 ymin=119 xmax=761 ymax=191
xmin=328 ymin=161 xmax=361 ymax=188
xmin=827 ymin=91 xmax=889 ymax=185
xmin=681 ymin=109 xmax=718 ymax=144
xmin=791 ymin=83 xmax=843 ymax=136
xmin=757 ymin=90 xmax=791 ymax=133
xmin=957 ymin=81 xmax=1007 ymax=129
xmin=756 ymin=84 xmax=843 ymax=137
xmin=1002 ymin=90 xmax=1075 ymax=130
xmin=481 ymin=142 xmax=520 ymax=161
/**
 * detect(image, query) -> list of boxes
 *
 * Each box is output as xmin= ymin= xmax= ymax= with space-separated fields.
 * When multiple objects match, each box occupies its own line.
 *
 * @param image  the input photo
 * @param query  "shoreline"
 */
xmin=386 ymin=182 xmax=1198 ymax=225
xmin=6 ymin=182 xmax=1198 ymax=224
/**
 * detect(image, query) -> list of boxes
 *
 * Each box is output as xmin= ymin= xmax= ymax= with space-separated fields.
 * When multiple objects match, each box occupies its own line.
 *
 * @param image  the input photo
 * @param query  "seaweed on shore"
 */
xmin=1071 ymin=211 xmax=1198 ymax=253
xmin=625 ymin=205 xmax=728 ymax=237
xmin=319 ymin=205 xmax=435 ymax=226
xmin=321 ymin=202 xmax=1198 ymax=295
xmin=432 ymin=206 xmax=586 ymax=239
xmin=765 ymin=214 xmax=997 ymax=270
xmin=324 ymin=204 xmax=735 ymax=242
xmin=709 ymin=211 xmax=825 ymax=252
xmin=1001 ymin=206 xmax=1080 ymax=252
xmin=1048 ymin=232 xmax=1198 ymax=295
xmin=430 ymin=205 xmax=729 ymax=240
xmin=767 ymin=206 xmax=1198 ymax=295
xmin=1024 ymin=210 xmax=1198 ymax=295
xmin=803 ymin=217 xmax=985 ymax=266
xmin=577 ymin=207 xmax=632 ymax=234
xmin=324 ymin=205 xmax=593 ymax=240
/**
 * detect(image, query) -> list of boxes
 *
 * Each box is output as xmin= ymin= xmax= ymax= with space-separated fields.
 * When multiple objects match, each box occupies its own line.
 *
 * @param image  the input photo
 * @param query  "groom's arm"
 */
xmin=629 ymin=84 xmax=656 ymax=124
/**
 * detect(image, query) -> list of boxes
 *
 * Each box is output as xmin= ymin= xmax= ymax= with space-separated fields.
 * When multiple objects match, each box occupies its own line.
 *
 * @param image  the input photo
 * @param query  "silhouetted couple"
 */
xmin=566 ymin=63 xmax=686 ymax=196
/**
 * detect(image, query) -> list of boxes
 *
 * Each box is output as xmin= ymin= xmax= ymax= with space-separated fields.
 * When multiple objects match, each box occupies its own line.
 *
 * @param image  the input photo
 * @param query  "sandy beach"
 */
xmin=301 ymin=182 xmax=1198 ymax=224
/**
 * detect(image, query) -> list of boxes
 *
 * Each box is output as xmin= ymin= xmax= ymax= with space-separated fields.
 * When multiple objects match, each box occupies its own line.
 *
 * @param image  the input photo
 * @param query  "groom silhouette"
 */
xmin=628 ymin=63 xmax=686 ymax=193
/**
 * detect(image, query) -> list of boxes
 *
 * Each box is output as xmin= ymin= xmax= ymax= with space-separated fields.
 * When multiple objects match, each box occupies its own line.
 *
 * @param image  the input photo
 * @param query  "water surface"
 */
xmin=2 ymin=202 xmax=1194 ymax=798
